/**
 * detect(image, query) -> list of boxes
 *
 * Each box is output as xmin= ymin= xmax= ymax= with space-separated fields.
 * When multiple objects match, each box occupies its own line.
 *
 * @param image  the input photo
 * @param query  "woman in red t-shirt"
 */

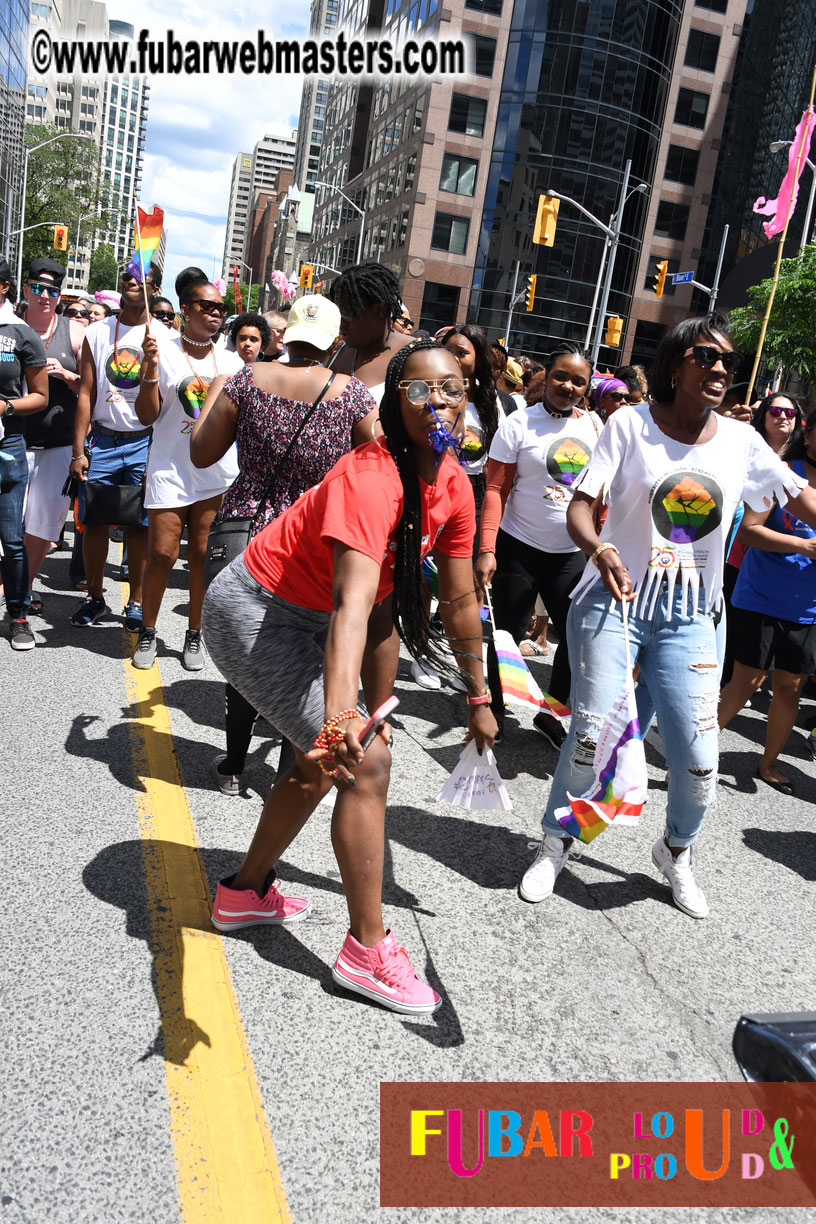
xmin=202 ymin=339 xmax=497 ymax=1014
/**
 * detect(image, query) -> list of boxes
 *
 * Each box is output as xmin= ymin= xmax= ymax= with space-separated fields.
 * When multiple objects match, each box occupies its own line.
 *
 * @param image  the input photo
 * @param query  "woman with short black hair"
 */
xmin=521 ymin=314 xmax=816 ymax=918
xmin=229 ymin=312 xmax=270 ymax=364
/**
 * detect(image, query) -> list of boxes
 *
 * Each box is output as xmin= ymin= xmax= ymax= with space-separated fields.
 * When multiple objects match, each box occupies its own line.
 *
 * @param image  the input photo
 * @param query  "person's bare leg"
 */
xmin=331 ymin=737 xmax=391 ymax=947
xmin=186 ymin=494 xmax=222 ymax=631
xmin=760 ymin=669 xmax=805 ymax=786
xmin=233 ymin=738 xmax=392 ymax=948
xmin=82 ymin=522 xmax=110 ymax=600
xmin=124 ymin=524 xmax=150 ymax=606
xmin=140 ymin=509 xmax=184 ymax=627
xmin=718 ymin=661 xmax=767 ymax=729
xmin=24 ymin=534 xmax=53 ymax=590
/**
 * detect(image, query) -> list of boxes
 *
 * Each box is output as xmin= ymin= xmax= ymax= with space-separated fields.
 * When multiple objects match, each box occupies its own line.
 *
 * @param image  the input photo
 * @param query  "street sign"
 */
xmin=672 ymin=271 xmax=694 ymax=284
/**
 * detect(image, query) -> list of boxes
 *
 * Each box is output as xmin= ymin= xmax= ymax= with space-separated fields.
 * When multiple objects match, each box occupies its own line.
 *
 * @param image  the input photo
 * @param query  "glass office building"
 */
xmin=469 ymin=0 xmax=682 ymax=357
xmin=1 ymin=0 xmax=29 ymax=282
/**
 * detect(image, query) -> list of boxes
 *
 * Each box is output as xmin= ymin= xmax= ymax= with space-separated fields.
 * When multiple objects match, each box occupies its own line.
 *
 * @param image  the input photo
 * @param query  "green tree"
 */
xmin=21 ymin=124 xmax=123 ymax=283
xmin=729 ymin=244 xmax=816 ymax=390
xmin=224 ymin=281 xmax=260 ymax=313
xmin=87 ymin=243 xmax=119 ymax=294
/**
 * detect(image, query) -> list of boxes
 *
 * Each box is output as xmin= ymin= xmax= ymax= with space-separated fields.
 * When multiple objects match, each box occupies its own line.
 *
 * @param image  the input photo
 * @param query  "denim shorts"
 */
xmin=78 ymin=430 xmax=150 ymax=526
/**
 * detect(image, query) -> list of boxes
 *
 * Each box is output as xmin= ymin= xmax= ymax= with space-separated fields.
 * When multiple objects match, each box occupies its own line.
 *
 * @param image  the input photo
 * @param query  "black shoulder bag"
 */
xmin=203 ymin=371 xmax=335 ymax=589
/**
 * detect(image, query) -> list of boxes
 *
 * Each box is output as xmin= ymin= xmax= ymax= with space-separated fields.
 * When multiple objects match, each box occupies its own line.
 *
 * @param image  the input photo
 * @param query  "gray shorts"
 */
xmin=202 ymin=555 xmax=336 ymax=754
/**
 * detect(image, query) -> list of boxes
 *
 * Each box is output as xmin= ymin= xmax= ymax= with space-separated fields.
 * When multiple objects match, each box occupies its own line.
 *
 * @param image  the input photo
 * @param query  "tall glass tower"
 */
xmin=469 ymin=0 xmax=682 ymax=359
xmin=1 ymin=0 xmax=29 ymax=279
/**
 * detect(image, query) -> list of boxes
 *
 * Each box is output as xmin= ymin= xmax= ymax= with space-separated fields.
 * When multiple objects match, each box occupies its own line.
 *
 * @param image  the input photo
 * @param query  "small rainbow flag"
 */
xmin=125 ymin=206 xmax=164 ymax=283
xmin=493 ymin=629 xmax=570 ymax=720
xmin=555 ymin=679 xmax=646 ymax=844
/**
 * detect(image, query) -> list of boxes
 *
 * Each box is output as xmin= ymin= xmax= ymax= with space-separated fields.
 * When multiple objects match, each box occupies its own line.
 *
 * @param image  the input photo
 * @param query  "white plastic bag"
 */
xmin=436 ymin=739 xmax=512 ymax=811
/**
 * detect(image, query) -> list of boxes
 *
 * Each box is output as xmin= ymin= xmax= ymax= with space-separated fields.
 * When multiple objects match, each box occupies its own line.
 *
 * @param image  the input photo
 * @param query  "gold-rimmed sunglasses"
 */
xmin=398 ymin=377 xmax=469 ymax=405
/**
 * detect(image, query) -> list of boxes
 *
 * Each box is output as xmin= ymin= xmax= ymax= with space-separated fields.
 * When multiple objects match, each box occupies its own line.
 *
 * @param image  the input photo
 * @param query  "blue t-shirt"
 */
xmin=733 ymin=461 xmax=816 ymax=623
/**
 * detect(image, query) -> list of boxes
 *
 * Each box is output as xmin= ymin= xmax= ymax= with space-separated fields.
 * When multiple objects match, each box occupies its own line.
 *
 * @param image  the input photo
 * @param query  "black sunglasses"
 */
xmin=27 ymin=281 xmax=60 ymax=298
xmin=194 ymin=300 xmax=228 ymax=317
xmin=768 ymin=404 xmax=797 ymax=419
xmin=65 ymin=308 xmax=90 ymax=319
xmin=151 ymin=310 xmax=176 ymax=322
xmin=683 ymin=345 xmax=742 ymax=375
xmin=604 ymin=391 xmax=631 ymax=403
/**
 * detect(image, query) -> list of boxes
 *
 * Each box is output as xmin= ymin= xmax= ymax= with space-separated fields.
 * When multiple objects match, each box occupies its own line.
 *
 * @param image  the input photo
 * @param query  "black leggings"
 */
xmin=223 ymin=683 xmax=295 ymax=776
xmin=486 ymin=528 xmax=586 ymax=722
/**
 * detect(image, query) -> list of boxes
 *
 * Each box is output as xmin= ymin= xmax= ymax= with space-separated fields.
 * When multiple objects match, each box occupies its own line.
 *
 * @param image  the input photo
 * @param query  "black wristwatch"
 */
xmin=0 ymin=399 xmax=13 ymax=418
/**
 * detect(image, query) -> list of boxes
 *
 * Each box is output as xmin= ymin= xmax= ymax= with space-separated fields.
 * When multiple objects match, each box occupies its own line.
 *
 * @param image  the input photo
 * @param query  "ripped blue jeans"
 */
xmin=542 ymin=583 xmax=720 ymax=848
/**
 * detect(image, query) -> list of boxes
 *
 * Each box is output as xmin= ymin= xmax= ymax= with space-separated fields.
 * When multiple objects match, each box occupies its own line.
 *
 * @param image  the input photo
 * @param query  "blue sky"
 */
xmin=107 ymin=0 xmax=310 ymax=301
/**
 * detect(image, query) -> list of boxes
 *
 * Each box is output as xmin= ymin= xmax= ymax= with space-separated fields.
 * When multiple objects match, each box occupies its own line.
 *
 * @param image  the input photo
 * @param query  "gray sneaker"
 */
xmin=132 ymin=626 xmax=158 ymax=669
xmin=211 ymin=754 xmax=241 ymax=797
xmin=182 ymin=628 xmax=204 ymax=671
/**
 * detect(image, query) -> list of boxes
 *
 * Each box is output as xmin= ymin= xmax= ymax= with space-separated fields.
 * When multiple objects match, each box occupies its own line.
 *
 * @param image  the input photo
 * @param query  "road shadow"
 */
xmin=742 ymin=827 xmax=816 ymax=881
xmin=84 ymin=835 xmax=463 ymax=1064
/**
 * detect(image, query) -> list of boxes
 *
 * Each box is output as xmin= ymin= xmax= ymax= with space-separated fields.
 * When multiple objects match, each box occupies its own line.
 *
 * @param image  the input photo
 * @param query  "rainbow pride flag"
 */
xmin=125 ymin=206 xmax=164 ymax=283
xmin=555 ymin=676 xmax=646 ymax=844
xmin=493 ymin=629 xmax=570 ymax=721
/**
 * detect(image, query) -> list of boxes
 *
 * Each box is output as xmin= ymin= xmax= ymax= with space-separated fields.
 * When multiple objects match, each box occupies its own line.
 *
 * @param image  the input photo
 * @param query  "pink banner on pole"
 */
xmin=753 ymin=109 xmax=816 ymax=239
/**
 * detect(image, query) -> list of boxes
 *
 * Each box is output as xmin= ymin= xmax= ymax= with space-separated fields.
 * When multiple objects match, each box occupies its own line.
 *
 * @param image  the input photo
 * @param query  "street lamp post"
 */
xmin=769 ymin=139 xmax=816 ymax=254
xmin=72 ymin=210 xmax=97 ymax=291
xmin=313 ymin=181 xmax=366 ymax=266
xmin=16 ymin=131 xmax=94 ymax=291
xmin=546 ymin=163 xmax=648 ymax=367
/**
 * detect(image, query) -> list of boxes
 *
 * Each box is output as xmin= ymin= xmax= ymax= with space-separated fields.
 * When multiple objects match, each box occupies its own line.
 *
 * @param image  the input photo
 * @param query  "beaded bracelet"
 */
xmin=313 ymin=708 xmax=361 ymax=754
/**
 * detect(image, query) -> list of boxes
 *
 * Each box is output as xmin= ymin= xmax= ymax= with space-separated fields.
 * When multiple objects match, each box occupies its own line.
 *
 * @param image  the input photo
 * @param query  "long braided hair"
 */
xmin=329 ymin=263 xmax=403 ymax=325
xmin=378 ymin=337 xmax=462 ymax=677
xmin=437 ymin=322 xmax=499 ymax=446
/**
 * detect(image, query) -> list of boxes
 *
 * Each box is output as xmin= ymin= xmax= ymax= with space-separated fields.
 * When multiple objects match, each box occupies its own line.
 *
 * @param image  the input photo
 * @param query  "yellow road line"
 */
xmin=123 ymin=636 xmax=292 ymax=1224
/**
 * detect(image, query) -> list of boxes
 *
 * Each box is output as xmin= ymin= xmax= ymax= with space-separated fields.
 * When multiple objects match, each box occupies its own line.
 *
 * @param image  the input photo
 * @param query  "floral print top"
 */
xmin=216 ymin=363 xmax=376 ymax=537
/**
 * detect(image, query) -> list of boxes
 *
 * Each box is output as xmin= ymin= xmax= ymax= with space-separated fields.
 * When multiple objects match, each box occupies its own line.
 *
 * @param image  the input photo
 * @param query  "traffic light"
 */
xmin=525 ymin=274 xmax=537 ymax=312
xmin=53 ymin=225 xmax=68 ymax=251
xmin=299 ymin=263 xmax=313 ymax=289
xmin=533 ymin=195 xmax=559 ymax=246
xmin=653 ymin=259 xmax=668 ymax=298
xmin=605 ymin=316 xmax=623 ymax=347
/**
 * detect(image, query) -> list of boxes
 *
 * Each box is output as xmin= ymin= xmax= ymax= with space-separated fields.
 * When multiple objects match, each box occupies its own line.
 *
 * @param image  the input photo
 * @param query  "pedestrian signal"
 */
xmin=525 ymin=274 xmax=537 ymax=312
xmin=605 ymin=316 xmax=623 ymax=347
xmin=533 ymin=195 xmax=559 ymax=246
xmin=300 ymin=264 xmax=314 ymax=289
xmin=653 ymin=260 xmax=668 ymax=299
xmin=53 ymin=225 xmax=68 ymax=251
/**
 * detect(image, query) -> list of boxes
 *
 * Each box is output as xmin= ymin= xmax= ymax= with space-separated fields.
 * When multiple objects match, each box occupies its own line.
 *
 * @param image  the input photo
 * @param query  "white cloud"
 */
xmin=106 ymin=0 xmax=310 ymax=298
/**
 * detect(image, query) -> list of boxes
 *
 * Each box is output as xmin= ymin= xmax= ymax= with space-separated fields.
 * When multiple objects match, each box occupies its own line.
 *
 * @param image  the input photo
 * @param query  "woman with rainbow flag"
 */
xmin=132 ymin=268 xmax=242 ymax=671
xmin=520 ymin=315 xmax=816 ymax=919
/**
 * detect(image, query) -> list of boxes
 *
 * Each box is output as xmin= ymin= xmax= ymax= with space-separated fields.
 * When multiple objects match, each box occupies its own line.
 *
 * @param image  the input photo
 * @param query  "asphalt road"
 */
xmin=2 ymin=531 xmax=815 ymax=1224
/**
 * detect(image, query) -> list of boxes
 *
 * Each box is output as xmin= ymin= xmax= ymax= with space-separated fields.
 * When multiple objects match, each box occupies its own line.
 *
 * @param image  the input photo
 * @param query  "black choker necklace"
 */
xmin=542 ymin=399 xmax=573 ymax=419
xmin=182 ymin=331 xmax=214 ymax=348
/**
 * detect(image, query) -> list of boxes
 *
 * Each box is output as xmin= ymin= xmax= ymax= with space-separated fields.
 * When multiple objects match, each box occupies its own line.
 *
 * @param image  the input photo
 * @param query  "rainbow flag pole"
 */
xmin=126 ymin=205 xmax=164 ymax=326
xmin=134 ymin=207 xmax=151 ymax=325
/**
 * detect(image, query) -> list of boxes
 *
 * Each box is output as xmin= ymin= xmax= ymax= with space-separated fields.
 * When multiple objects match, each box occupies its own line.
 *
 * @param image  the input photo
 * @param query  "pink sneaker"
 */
xmin=332 ymin=930 xmax=442 ymax=1014
xmin=211 ymin=875 xmax=311 ymax=930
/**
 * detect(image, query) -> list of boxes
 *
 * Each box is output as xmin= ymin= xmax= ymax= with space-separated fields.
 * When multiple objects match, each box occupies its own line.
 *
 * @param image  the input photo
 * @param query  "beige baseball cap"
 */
xmin=284 ymin=294 xmax=341 ymax=350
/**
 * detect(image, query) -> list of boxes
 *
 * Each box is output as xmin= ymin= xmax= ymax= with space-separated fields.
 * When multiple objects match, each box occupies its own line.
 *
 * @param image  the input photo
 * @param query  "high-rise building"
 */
xmin=0 ymin=0 xmax=29 ymax=276
xmin=25 ymin=2 xmax=149 ymax=291
xmin=221 ymin=133 xmax=297 ymax=281
xmin=292 ymin=0 xmax=337 ymax=193
xmin=221 ymin=152 xmax=253 ymax=282
xmin=625 ymin=0 xmax=751 ymax=365
xmin=309 ymin=0 xmax=511 ymax=331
